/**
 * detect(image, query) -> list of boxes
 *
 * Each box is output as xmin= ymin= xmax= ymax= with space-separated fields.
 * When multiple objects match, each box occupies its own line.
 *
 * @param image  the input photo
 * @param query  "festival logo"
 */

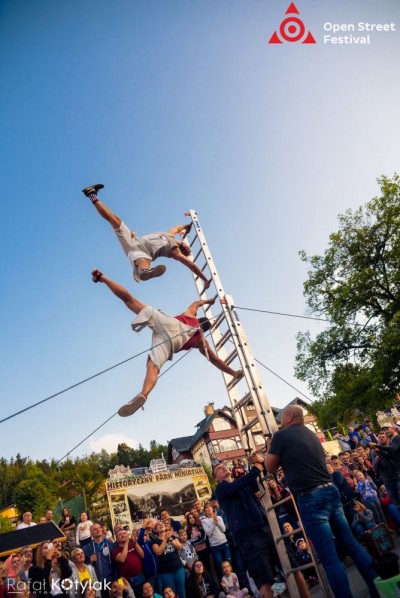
xmin=269 ymin=2 xmax=316 ymax=44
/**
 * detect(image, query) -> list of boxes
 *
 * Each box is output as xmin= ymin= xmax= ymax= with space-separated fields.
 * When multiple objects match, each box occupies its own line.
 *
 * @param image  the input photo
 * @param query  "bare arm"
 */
xmin=170 ymin=249 xmax=210 ymax=290
xmin=152 ymin=537 xmax=168 ymax=556
xmin=115 ymin=539 xmax=130 ymax=563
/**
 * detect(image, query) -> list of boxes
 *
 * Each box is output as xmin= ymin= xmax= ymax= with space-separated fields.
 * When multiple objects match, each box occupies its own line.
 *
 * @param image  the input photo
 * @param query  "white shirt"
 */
xmin=17 ymin=522 xmax=37 ymax=529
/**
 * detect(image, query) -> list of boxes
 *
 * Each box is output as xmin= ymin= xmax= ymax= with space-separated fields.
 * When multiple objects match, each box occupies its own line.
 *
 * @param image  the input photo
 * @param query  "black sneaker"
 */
xmin=91 ymin=269 xmax=103 ymax=283
xmin=139 ymin=264 xmax=166 ymax=281
xmin=118 ymin=394 xmax=147 ymax=417
xmin=82 ymin=183 xmax=104 ymax=197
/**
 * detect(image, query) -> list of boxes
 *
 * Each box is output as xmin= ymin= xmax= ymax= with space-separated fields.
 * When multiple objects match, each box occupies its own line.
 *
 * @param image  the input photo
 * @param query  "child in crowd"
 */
xmin=178 ymin=529 xmax=198 ymax=575
xmin=351 ymin=500 xmax=376 ymax=537
xmin=295 ymin=539 xmax=319 ymax=587
xmin=220 ymin=561 xmax=249 ymax=598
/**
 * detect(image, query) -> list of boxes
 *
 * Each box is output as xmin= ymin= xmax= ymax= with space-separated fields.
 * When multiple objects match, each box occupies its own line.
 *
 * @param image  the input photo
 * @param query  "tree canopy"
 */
xmin=295 ymin=174 xmax=400 ymax=428
xmin=0 ymin=440 xmax=168 ymax=523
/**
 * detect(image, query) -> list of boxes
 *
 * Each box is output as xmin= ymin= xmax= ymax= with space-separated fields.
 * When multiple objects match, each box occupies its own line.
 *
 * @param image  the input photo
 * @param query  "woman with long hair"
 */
xmin=29 ymin=540 xmax=72 ymax=597
xmin=186 ymin=560 xmax=219 ymax=598
xmin=151 ymin=521 xmax=185 ymax=598
xmin=185 ymin=514 xmax=210 ymax=572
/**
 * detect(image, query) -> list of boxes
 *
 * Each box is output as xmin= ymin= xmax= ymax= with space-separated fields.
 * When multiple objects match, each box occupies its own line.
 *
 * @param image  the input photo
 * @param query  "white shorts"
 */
xmin=131 ymin=306 xmax=198 ymax=369
xmin=114 ymin=222 xmax=178 ymax=282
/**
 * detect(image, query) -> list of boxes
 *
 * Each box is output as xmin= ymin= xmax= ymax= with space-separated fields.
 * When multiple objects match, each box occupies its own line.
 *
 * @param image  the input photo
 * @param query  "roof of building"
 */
xmin=169 ymin=408 xmax=239 ymax=456
xmin=168 ymin=436 xmax=194 ymax=452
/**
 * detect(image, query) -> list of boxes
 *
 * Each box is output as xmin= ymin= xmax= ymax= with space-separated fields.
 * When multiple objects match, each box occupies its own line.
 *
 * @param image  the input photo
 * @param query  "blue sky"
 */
xmin=1 ymin=0 xmax=399 ymax=462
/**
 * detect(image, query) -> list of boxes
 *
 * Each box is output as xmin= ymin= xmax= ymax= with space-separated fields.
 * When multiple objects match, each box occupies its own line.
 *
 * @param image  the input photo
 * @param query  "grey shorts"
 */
xmin=131 ymin=306 xmax=198 ymax=369
xmin=114 ymin=222 xmax=178 ymax=281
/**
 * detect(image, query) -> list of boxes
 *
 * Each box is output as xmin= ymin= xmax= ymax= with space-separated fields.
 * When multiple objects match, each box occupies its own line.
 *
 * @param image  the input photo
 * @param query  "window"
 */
xmin=172 ymin=448 xmax=180 ymax=461
xmin=219 ymin=438 xmax=240 ymax=452
xmin=212 ymin=417 xmax=231 ymax=431
xmin=253 ymin=434 xmax=265 ymax=446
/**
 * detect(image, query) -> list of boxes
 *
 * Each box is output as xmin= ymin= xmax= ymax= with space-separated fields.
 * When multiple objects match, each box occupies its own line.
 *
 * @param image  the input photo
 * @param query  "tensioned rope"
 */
xmin=56 ymin=347 xmax=193 ymax=463
xmin=233 ymin=306 xmax=331 ymax=323
xmin=0 ymin=328 xmax=200 ymax=425
xmin=254 ymin=358 xmax=313 ymax=403
xmin=1 ymin=306 xmax=322 ymax=426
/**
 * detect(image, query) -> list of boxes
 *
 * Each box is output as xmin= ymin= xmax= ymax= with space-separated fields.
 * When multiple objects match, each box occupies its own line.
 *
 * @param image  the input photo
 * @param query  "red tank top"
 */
xmin=175 ymin=314 xmax=201 ymax=350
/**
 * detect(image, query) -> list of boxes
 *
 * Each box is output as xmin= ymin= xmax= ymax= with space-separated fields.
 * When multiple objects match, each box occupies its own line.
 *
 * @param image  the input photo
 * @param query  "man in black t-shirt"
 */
xmin=259 ymin=405 xmax=379 ymax=598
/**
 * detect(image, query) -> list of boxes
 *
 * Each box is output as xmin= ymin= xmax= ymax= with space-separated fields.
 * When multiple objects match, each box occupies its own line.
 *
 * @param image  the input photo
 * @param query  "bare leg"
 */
xmin=92 ymin=200 xmax=122 ymax=230
xmin=294 ymin=571 xmax=311 ymax=598
xmin=141 ymin=358 xmax=160 ymax=397
xmin=90 ymin=196 xmax=161 ymax=276
xmin=199 ymin=341 xmax=243 ymax=378
xmin=258 ymin=584 xmax=272 ymax=598
xmin=96 ymin=273 xmax=147 ymax=314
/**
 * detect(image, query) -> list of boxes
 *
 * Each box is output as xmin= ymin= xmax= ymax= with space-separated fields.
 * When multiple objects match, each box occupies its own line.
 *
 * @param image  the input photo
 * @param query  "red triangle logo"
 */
xmin=302 ymin=31 xmax=316 ymax=44
xmin=268 ymin=31 xmax=283 ymax=44
xmin=285 ymin=2 xmax=300 ymax=15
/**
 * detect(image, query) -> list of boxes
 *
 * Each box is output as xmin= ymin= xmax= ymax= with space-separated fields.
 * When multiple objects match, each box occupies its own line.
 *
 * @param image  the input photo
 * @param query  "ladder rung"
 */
xmin=223 ymin=348 xmax=238 ymax=366
xmin=211 ymin=312 xmax=226 ymax=330
xmin=276 ymin=527 xmax=302 ymax=541
xmin=233 ymin=392 xmax=252 ymax=411
xmin=227 ymin=375 xmax=242 ymax=391
xmin=215 ymin=329 xmax=232 ymax=350
xmin=266 ymin=495 xmax=293 ymax=511
xmin=240 ymin=418 xmax=259 ymax=434
xmin=198 ymin=276 xmax=212 ymax=294
xmin=203 ymin=296 xmax=218 ymax=313
xmin=193 ymin=248 xmax=202 ymax=262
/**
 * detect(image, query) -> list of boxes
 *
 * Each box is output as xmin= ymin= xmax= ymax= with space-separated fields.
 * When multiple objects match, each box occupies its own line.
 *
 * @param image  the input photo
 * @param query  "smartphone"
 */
xmin=47 ymin=543 xmax=53 ymax=550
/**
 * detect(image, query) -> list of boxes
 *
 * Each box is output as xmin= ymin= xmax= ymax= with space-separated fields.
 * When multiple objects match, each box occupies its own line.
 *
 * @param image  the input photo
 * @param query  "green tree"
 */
xmin=0 ymin=514 xmax=13 ymax=534
xmin=296 ymin=174 xmax=400 ymax=426
xmin=60 ymin=456 xmax=105 ymax=512
xmin=14 ymin=466 xmax=58 ymax=519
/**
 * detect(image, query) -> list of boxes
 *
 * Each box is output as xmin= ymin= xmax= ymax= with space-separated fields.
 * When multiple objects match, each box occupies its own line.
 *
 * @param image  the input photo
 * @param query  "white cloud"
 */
xmin=89 ymin=433 xmax=136 ymax=453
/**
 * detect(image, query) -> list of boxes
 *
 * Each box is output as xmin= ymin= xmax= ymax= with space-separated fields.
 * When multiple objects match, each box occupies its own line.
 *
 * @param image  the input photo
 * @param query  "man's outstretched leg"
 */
xmin=91 ymin=269 xmax=147 ymax=314
xmin=83 ymin=184 xmax=166 ymax=281
xmin=118 ymin=358 xmax=159 ymax=417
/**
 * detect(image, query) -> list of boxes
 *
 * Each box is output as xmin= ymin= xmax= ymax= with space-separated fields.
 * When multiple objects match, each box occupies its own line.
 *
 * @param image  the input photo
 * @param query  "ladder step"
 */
xmin=223 ymin=347 xmax=238 ymax=366
xmin=193 ymin=248 xmax=202 ymax=262
xmin=203 ymin=295 xmax=219 ymax=313
xmin=198 ymin=276 xmax=212 ymax=295
xmin=227 ymin=375 xmax=242 ymax=391
xmin=233 ymin=392 xmax=252 ymax=411
xmin=215 ymin=329 xmax=233 ymax=350
xmin=266 ymin=495 xmax=293 ymax=510
xmin=211 ymin=312 xmax=226 ymax=330
xmin=240 ymin=418 xmax=259 ymax=435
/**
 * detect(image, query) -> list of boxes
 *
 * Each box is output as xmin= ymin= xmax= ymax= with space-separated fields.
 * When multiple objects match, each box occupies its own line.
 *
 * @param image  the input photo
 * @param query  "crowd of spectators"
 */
xmin=2 ymin=417 xmax=400 ymax=598
xmin=0 ymin=485 xmax=261 ymax=598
